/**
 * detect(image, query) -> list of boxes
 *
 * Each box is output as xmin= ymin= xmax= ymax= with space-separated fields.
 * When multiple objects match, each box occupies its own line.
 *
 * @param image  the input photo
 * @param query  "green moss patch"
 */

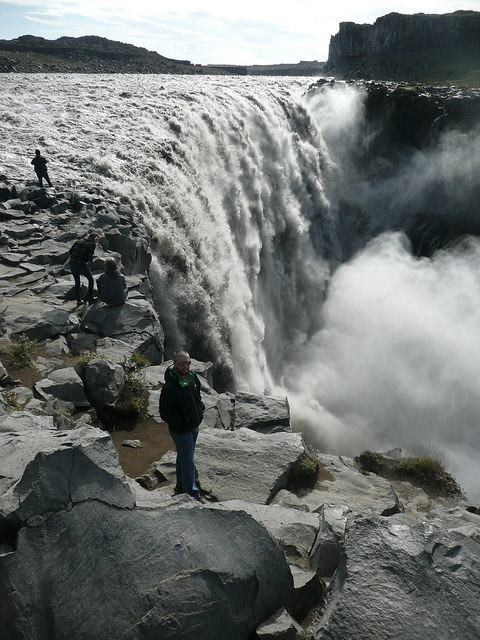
xmin=355 ymin=450 xmax=464 ymax=499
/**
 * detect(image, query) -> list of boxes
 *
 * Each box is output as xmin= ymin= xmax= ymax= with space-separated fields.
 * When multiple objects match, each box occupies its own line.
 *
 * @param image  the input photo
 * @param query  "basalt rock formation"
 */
xmin=326 ymin=11 xmax=480 ymax=83
xmin=0 ymin=34 xmax=222 ymax=74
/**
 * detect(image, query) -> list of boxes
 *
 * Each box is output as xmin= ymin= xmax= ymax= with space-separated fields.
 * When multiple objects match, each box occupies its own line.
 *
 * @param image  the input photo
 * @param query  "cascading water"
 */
xmin=1 ymin=74 xmax=480 ymax=500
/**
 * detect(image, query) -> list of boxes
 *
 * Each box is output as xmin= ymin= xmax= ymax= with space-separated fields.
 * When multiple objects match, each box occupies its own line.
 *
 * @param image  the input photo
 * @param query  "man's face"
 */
xmin=174 ymin=354 xmax=191 ymax=376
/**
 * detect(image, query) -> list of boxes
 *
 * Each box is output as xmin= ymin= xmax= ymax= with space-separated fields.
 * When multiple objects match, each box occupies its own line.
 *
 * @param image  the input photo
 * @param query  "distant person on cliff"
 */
xmin=30 ymin=149 xmax=52 ymax=188
xmin=159 ymin=350 xmax=205 ymax=502
xmin=97 ymin=257 xmax=128 ymax=306
xmin=69 ymin=232 xmax=100 ymax=306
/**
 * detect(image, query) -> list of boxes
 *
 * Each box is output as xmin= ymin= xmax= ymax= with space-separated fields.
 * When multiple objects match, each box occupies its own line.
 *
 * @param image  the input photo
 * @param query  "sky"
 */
xmin=0 ymin=0 xmax=478 ymax=65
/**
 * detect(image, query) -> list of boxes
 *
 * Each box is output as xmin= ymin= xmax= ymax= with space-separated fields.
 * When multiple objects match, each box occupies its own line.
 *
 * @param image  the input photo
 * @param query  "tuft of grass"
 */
xmin=288 ymin=451 xmax=319 ymax=490
xmin=356 ymin=450 xmax=464 ymax=498
xmin=129 ymin=352 xmax=151 ymax=370
xmin=8 ymin=333 xmax=37 ymax=368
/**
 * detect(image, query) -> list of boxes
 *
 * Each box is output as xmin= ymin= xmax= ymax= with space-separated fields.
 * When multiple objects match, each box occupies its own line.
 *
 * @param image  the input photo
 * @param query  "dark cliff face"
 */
xmin=362 ymin=82 xmax=480 ymax=255
xmin=326 ymin=11 xmax=480 ymax=83
xmin=0 ymin=35 xmax=222 ymax=74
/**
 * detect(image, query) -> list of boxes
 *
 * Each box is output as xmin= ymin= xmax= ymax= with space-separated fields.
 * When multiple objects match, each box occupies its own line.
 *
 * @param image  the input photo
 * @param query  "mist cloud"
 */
xmin=286 ymin=232 xmax=480 ymax=500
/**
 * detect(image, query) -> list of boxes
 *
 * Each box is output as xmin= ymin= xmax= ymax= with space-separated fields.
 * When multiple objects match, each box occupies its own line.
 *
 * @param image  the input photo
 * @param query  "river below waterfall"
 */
xmin=1 ymin=73 xmax=480 ymax=501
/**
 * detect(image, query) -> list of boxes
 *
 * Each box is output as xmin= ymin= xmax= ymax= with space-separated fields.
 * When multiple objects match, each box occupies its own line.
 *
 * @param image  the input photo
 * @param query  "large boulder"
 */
xmin=103 ymin=227 xmax=151 ymax=275
xmin=82 ymin=299 xmax=164 ymax=362
xmin=307 ymin=511 xmax=480 ymax=639
xmin=85 ymin=358 xmax=125 ymax=408
xmin=34 ymin=367 xmax=89 ymax=407
xmin=234 ymin=392 xmax=291 ymax=432
xmin=0 ymin=423 xmax=134 ymax=533
xmin=154 ymin=428 xmax=305 ymax=504
xmin=0 ymin=501 xmax=293 ymax=640
xmin=2 ymin=296 xmax=79 ymax=341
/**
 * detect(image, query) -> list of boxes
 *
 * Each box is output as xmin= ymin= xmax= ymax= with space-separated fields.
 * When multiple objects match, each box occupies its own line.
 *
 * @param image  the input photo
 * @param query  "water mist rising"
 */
xmin=286 ymin=82 xmax=480 ymax=500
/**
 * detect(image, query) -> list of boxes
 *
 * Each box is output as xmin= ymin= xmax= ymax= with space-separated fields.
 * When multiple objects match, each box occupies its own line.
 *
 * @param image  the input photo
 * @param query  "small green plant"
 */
xmin=116 ymin=354 xmax=149 ymax=415
xmin=129 ymin=352 xmax=151 ymax=369
xmin=356 ymin=450 xmax=464 ymax=498
xmin=8 ymin=333 xmax=37 ymax=368
xmin=288 ymin=451 xmax=319 ymax=490
xmin=5 ymin=390 xmax=22 ymax=412
xmin=75 ymin=351 xmax=105 ymax=376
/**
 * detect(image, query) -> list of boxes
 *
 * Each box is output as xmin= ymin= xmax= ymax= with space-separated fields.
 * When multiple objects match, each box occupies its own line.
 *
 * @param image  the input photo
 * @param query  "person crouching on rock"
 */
xmin=69 ymin=232 xmax=100 ymax=306
xmin=159 ymin=350 xmax=205 ymax=502
xmin=97 ymin=257 xmax=128 ymax=306
xmin=31 ymin=149 xmax=53 ymax=188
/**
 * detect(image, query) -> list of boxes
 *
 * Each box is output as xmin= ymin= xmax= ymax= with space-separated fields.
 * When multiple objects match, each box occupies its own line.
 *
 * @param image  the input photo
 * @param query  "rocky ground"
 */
xmin=1 ymin=177 xmax=480 ymax=639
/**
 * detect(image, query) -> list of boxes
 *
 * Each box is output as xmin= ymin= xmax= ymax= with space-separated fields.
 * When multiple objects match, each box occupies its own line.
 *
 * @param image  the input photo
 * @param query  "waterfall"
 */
xmin=2 ymin=74 xmax=480 ymax=499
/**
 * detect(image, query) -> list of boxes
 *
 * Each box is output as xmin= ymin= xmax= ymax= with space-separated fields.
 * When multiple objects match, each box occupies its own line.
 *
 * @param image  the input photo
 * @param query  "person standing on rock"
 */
xmin=97 ymin=257 xmax=128 ymax=306
xmin=69 ymin=232 xmax=100 ymax=306
xmin=31 ymin=149 xmax=53 ymax=188
xmin=159 ymin=350 xmax=205 ymax=502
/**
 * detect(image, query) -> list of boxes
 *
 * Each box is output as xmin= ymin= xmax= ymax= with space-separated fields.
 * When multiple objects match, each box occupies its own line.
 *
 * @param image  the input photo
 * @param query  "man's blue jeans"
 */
xmin=70 ymin=261 xmax=94 ymax=303
xmin=169 ymin=427 xmax=200 ymax=498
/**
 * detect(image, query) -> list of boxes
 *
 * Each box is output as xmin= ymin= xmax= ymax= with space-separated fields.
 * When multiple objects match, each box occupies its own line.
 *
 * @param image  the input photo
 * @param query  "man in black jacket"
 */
xmin=159 ymin=350 xmax=205 ymax=501
xmin=31 ymin=149 xmax=53 ymax=187
xmin=69 ymin=232 xmax=100 ymax=306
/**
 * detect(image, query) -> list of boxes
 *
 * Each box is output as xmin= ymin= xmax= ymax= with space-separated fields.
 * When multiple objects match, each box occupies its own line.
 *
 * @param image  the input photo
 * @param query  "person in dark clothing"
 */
xmin=31 ymin=149 xmax=52 ymax=187
xmin=97 ymin=257 xmax=128 ymax=306
xmin=69 ymin=232 xmax=100 ymax=306
xmin=159 ymin=350 xmax=205 ymax=501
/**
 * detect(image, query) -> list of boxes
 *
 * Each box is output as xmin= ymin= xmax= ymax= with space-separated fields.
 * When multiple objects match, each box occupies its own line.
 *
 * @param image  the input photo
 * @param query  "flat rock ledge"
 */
xmin=1 ymin=178 xmax=480 ymax=640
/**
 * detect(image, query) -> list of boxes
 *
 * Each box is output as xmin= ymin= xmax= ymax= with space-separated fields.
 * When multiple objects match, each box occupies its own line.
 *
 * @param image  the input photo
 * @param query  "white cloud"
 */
xmin=2 ymin=0 xmax=480 ymax=63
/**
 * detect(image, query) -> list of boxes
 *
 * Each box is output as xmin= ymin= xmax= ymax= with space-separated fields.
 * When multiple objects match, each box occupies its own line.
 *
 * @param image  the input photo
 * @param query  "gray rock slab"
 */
xmin=2 ymin=222 xmax=40 ymax=239
xmin=95 ymin=336 xmax=136 ymax=363
xmin=146 ymin=388 xmax=162 ymax=422
xmin=67 ymin=331 xmax=97 ymax=354
xmin=0 ymin=411 xmax=54 ymax=433
xmin=308 ymin=511 xmax=480 ymax=640
xmin=270 ymin=489 xmax=310 ymax=512
xmin=184 ymin=428 xmax=305 ymax=504
xmin=28 ymin=241 xmax=70 ymax=265
xmin=7 ymin=385 xmax=33 ymax=407
xmin=34 ymin=356 xmax=65 ymax=375
xmin=82 ymin=299 xmax=164 ymax=356
xmin=144 ymin=363 xmax=170 ymax=388
xmin=0 ymin=361 xmax=14 ymax=386
xmin=310 ymin=504 xmax=350 ymax=577
xmin=34 ymin=367 xmax=89 ymax=407
xmin=0 ymin=424 xmax=134 ymax=525
xmin=296 ymin=454 xmax=402 ymax=516
xmin=257 ymin=608 xmax=303 ymax=640
xmin=0 ymin=263 xmax=25 ymax=279
xmin=2 ymin=296 xmax=79 ymax=341
xmin=212 ymin=499 xmax=320 ymax=564
xmin=0 ymin=500 xmax=293 ymax=640
xmin=200 ymin=392 xmax=234 ymax=429
xmin=234 ymin=391 xmax=290 ymax=432
xmin=0 ymin=251 xmax=28 ymax=266
xmin=45 ymin=335 xmax=69 ymax=356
